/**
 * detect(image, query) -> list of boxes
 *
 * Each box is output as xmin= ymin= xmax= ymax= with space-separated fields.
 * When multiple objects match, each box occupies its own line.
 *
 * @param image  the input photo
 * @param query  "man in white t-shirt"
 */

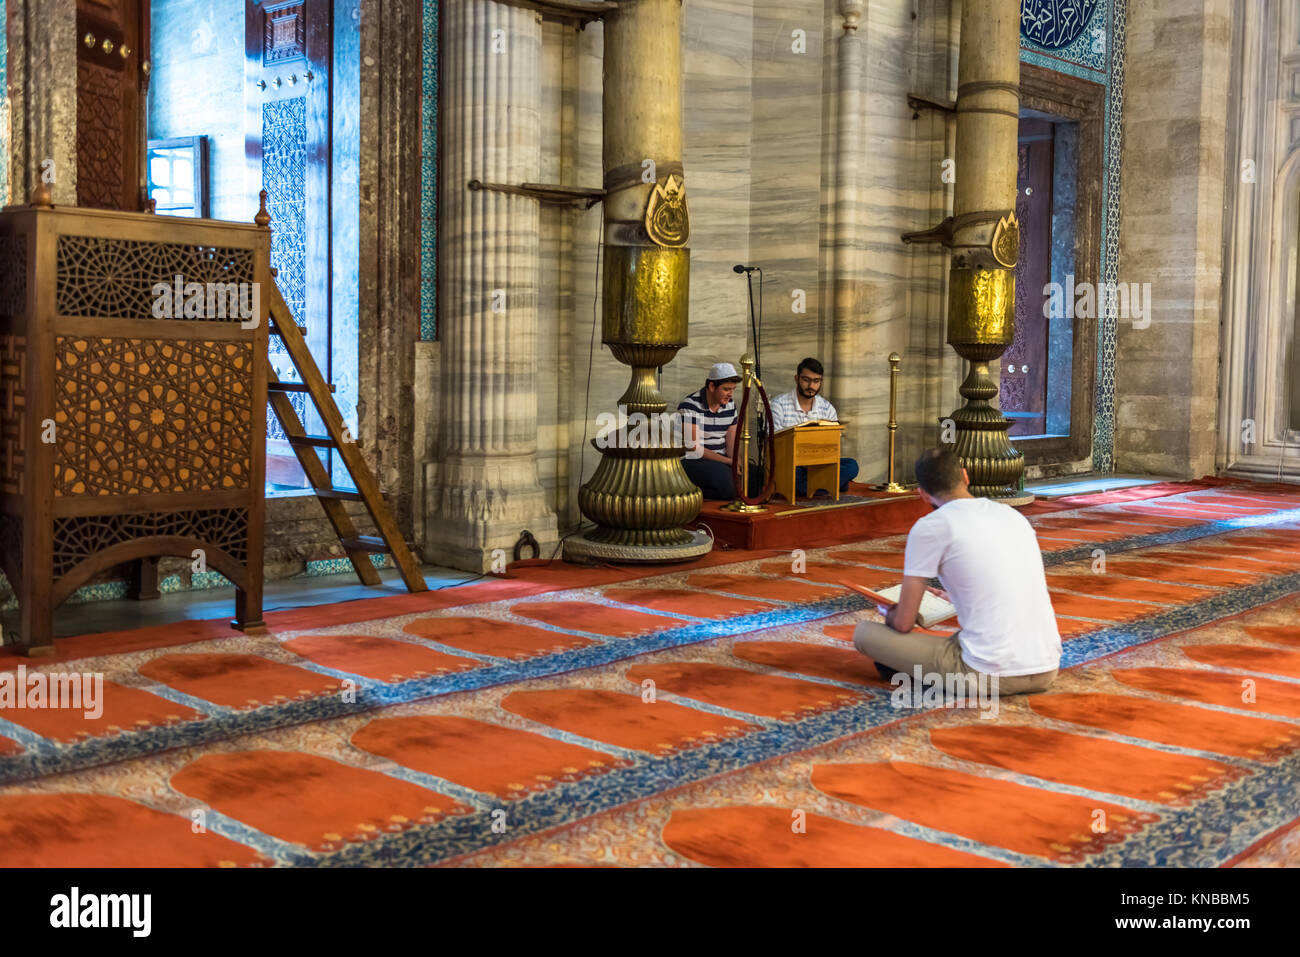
xmin=852 ymin=447 xmax=1061 ymax=695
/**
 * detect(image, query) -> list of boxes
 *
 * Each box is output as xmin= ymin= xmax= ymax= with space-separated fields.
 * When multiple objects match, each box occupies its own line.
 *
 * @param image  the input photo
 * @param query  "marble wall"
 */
xmin=1217 ymin=0 xmax=1300 ymax=482
xmin=1115 ymin=0 xmax=1231 ymax=478
xmin=148 ymin=0 xmax=246 ymax=221
xmin=519 ymin=0 xmax=967 ymax=535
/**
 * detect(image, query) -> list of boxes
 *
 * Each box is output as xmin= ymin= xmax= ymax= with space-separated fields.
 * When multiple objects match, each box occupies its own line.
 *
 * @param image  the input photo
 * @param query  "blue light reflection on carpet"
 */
xmin=2 ymin=505 xmax=1298 ymax=866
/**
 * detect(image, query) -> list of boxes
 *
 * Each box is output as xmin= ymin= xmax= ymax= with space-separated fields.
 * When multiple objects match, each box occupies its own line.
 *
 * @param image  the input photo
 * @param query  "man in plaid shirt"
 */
xmin=768 ymin=357 xmax=859 ymax=497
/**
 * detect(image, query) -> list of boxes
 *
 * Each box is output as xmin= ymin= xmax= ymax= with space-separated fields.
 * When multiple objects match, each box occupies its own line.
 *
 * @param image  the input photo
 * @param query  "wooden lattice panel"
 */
xmin=56 ymin=236 xmax=256 ymax=319
xmin=0 ymin=334 xmax=26 ymax=497
xmin=3 ymin=204 xmax=270 ymax=651
xmin=52 ymin=508 xmax=249 ymax=579
xmin=53 ymin=337 xmax=254 ymax=496
xmin=0 ymin=235 xmax=27 ymax=319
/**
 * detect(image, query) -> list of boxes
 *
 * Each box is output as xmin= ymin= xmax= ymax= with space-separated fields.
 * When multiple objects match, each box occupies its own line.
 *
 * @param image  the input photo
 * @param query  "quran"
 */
xmin=842 ymin=581 xmax=958 ymax=628
xmin=774 ymin=419 xmax=843 ymax=434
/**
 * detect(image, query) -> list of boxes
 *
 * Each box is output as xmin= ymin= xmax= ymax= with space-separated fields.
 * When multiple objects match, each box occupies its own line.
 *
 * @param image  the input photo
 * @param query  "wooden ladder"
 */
xmin=264 ymin=284 xmax=428 ymax=594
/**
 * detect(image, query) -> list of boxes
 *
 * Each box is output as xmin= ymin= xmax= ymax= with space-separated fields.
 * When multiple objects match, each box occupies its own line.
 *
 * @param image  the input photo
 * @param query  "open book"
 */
xmin=775 ymin=419 xmax=843 ymax=434
xmin=842 ymin=581 xmax=958 ymax=628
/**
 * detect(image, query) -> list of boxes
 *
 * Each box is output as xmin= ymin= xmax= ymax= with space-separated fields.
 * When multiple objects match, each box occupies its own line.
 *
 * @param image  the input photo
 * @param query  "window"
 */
xmin=146 ymin=136 xmax=209 ymax=218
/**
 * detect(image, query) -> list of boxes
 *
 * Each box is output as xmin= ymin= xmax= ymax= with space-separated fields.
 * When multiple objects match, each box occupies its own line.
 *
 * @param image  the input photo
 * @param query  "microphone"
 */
xmin=733 ymin=264 xmax=758 ymax=273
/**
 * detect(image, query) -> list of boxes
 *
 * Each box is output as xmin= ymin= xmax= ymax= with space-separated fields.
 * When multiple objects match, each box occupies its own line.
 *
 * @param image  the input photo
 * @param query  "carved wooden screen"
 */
xmin=0 ymin=205 xmax=270 ymax=654
xmin=76 ymin=0 xmax=150 ymax=211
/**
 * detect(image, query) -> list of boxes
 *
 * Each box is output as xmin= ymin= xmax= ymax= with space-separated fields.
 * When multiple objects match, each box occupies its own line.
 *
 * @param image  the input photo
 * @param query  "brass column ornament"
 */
xmin=881 ymin=352 xmax=906 ymax=493
xmin=566 ymin=0 xmax=711 ymax=563
xmin=722 ymin=355 xmax=766 ymax=514
xmin=943 ymin=0 xmax=1032 ymax=504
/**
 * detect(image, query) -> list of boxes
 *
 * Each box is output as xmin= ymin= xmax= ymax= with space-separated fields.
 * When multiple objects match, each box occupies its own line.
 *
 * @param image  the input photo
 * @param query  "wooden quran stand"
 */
xmin=772 ymin=422 xmax=844 ymax=504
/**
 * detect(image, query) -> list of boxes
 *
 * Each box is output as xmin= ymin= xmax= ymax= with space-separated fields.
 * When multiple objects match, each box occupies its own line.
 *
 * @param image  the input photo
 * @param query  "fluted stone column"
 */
xmin=424 ymin=0 xmax=558 ymax=572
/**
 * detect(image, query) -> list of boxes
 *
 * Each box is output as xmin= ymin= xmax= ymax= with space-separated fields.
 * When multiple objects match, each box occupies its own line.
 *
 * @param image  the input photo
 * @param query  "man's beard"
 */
xmin=799 ymin=387 xmax=819 ymax=399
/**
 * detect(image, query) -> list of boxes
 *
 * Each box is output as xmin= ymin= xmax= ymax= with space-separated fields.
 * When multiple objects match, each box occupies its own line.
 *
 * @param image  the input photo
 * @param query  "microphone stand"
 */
xmin=743 ymin=268 xmax=765 ymax=471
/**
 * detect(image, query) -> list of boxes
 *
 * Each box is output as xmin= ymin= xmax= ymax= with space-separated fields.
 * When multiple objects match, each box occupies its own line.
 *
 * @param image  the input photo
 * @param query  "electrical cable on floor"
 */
xmin=1280 ymin=387 xmax=1292 ymax=484
xmin=577 ymin=204 xmax=604 ymax=513
xmin=534 ymin=202 xmax=607 ymax=565
xmin=430 ymin=571 xmax=495 ymax=590
xmin=449 ymin=205 xmax=607 ymax=583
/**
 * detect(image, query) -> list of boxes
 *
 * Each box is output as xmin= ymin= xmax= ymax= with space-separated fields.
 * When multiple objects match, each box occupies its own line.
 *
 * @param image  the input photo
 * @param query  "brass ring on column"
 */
xmin=513 ymin=530 xmax=541 ymax=562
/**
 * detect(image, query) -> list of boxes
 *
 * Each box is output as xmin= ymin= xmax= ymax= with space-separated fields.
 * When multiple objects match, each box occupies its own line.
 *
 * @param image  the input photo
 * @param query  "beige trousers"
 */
xmin=852 ymin=620 xmax=1058 ymax=695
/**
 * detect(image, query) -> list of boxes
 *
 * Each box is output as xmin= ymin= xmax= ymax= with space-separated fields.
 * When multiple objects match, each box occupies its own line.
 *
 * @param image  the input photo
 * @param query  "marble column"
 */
xmin=1118 ymin=0 xmax=1231 ymax=478
xmin=4 ymin=0 xmax=78 ymax=206
xmin=424 ymin=0 xmax=558 ymax=572
xmin=831 ymin=0 xmax=865 ymax=460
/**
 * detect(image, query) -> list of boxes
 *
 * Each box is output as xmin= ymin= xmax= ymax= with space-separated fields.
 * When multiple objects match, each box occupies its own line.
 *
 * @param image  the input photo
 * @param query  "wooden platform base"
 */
xmin=689 ymin=484 xmax=928 ymax=550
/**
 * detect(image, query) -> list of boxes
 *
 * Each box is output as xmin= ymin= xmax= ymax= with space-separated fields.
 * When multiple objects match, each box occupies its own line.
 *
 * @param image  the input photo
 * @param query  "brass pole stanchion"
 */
xmin=723 ymin=355 xmax=766 ymax=513
xmin=882 ymin=352 xmax=906 ymax=492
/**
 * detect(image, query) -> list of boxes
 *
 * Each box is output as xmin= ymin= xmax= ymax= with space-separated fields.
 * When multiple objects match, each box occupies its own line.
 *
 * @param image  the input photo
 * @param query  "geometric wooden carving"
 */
xmin=56 ymin=236 xmax=256 ymax=319
xmin=76 ymin=59 xmax=127 ymax=211
xmin=53 ymin=337 xmax=254 ymax=496
xmin=0 ymin=234 xmax=30 ymax=500
xmin=0 ymin=236 xmax=27 ymax=319
xmin=53 ymin=508 xmax=250 ymax=579
xmin=263 ymin=1 xmax=307 ymax=63
xmin=0 ymin=334 xmax=26 ymax=497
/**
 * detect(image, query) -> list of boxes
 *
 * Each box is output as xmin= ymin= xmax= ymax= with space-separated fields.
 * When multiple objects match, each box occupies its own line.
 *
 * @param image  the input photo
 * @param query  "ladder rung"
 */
xmin=287 ymin=433 xmax=337 ymax=449
xmin=340 ymin=535 xmax=389 ymax=553
xmin=266 ymin=280 xmax=426 ymax=595
xmin=269 ymin=381 xmax=336 ymax=394
xmin=315 ymin=487 xmax=364 ymax=501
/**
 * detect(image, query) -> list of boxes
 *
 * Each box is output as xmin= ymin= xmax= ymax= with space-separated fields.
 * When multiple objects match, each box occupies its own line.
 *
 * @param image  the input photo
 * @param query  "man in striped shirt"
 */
xmin=768 ymin=357 xmax=860 ymax=497
xmin=678 ymin=362 xmax=760 ymax=500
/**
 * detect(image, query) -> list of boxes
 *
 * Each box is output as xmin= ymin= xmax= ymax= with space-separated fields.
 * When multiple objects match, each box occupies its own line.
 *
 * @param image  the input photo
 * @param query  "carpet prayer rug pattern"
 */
xmin=2 ymin=485 xmax=1299 ymax=867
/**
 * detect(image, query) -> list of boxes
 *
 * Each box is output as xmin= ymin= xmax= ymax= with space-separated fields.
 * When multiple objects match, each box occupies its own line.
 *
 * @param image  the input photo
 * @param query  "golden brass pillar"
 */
xmin=566 ymin=0 xmax=711 ymax=563
xmin=944 ymin=0 xmax=1031 ymax=503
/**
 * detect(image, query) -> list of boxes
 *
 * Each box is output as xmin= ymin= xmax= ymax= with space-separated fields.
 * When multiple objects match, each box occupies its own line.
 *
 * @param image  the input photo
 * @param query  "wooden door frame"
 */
xmin=1014 ymin=63 xmax=1105 ymax=469
xmin=1008 ymin=116 xmax=1055 ymax=437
